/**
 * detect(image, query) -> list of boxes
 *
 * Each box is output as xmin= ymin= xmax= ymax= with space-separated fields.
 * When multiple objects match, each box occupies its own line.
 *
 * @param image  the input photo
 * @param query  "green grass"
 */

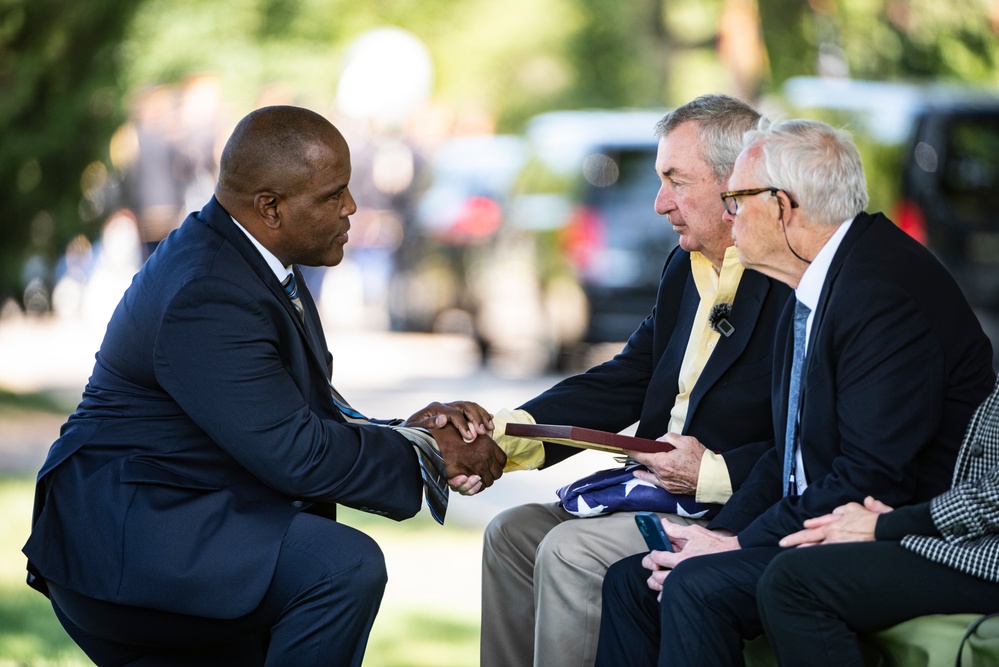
xmin=0 ymin=477 xmax=484 ymax=666
xmin=0 ymin=390 xmax=72 ymax=417
xmin=0 ymin=477 xmax=90 ymax=666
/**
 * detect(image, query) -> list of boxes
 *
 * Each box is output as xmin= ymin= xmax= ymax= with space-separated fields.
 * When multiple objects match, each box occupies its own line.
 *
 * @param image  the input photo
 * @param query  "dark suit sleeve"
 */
xmin=875 ymin=501 xmax=936 ymax=539
xmin=717 ymin=278 xmax=950 ymax=545
xmin=518 ymin=250 xmax=693 ymax=467
xmin=153 ymin=276 xmax=423 ymax=518
xmin=719 ymin=440 xmax=775 ymax=492
xmin=520 ymin=312 xmax=656 ymax=466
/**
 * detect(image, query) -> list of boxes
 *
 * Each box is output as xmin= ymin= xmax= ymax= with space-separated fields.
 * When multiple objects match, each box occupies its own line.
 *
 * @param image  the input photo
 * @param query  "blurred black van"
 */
xmin=493 ymin=109 xmax=678 ymax=370
xmin=896 ymin=102 xmax=999 ymax=366
xmin=559 ymin=140 xmax=675 ymax=343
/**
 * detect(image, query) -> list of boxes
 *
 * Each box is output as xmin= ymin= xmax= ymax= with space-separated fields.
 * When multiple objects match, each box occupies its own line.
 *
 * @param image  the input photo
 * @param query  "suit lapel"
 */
xmin=201 ymin=198 xmax=333 ymax=378
xmin=643 ymin=258 xmax=699 ymax=431
xmin=687 ymin=270 xmax=773 ymax=414
xmin=806 ymin=212 xmax=873 ymax=362
xmin=795 ymin=212 xmax=873 ymax=442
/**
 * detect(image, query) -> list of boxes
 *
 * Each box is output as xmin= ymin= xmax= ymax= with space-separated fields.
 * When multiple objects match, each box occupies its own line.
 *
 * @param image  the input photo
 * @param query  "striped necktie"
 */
xmin=281 ymin=272 xmax=305 ymax=323
xmin=326 ymin=388 xmax=449 ymax=523
xmin=782 ymin=300 xmax=811 ymax=497
xmin=390 ymin=425 xmax=449 ymax=524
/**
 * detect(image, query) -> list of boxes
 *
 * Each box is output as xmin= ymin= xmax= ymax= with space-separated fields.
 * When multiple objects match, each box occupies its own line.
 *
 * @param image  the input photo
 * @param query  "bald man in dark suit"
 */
xmin=23 ymin=106 xmax=505 ymax=667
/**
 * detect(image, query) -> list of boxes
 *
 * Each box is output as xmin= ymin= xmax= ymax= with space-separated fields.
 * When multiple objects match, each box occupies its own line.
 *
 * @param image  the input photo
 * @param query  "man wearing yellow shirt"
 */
xmin=476 ymin=95 xmax=792 ymax=667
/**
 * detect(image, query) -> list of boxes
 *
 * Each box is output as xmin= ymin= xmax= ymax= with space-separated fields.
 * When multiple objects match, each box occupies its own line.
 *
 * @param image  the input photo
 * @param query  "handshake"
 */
xmin=404 ymin=401 xmax=507 ymax=496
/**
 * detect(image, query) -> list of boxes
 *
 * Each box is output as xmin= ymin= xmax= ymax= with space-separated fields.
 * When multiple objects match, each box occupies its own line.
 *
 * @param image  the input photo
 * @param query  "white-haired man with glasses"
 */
xmin=594 ymin=118 xmax=995 ymax=667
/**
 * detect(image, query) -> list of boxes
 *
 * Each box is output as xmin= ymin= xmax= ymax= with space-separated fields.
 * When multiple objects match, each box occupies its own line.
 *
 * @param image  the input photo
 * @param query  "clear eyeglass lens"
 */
xmin=724 ymin=196 xmax=738 ymax=215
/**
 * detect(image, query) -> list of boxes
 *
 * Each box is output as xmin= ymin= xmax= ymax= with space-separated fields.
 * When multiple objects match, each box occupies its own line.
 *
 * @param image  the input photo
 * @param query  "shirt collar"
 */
xmin=230 ymin=215 xmax=292 ymax=282
xmin=690 ymin=246 xmax=744 ymax=282
xmin=795 ymin=218 xmax=853 ymax=312
xmin=690 ymin=246 xmax=745 ymax=297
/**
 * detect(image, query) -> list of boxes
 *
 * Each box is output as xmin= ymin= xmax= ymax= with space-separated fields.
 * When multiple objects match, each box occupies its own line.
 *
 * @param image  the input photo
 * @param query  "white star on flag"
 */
xmin=574 ymin=494 xmax=608 ymax=517
xmin=676 ymin=504 xmax=711 ymax=518
xmin=623 ymin=477 xmax=657 ymax=495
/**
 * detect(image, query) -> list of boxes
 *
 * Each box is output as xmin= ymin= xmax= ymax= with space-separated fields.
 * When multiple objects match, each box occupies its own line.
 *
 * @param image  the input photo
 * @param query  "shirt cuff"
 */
xmin=694 ymin=449 xmax=733 ymax=504
xmin=493 ymin=408 xmax=545 ymax=472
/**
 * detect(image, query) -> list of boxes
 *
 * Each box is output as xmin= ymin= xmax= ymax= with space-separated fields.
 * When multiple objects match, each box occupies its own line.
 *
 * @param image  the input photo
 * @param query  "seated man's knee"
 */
xmin=349 ymin=534 xmax=387 ymax=597
xmin=483 ymin=504 xmax=554 ymax=567
xmin=483 ymin=506 xmax=521 ymax=554
xmin=661 ymin=554 xmax=719 ymax=605
xmin=536 ymin=520 xmax=581 ymax=571
xmin=757 ymin=549 xmax=807 ymax=610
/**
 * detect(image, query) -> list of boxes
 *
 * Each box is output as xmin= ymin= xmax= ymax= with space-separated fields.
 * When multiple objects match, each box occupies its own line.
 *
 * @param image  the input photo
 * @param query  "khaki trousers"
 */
xmin=480 ymin=502 xmax=708 ymax=667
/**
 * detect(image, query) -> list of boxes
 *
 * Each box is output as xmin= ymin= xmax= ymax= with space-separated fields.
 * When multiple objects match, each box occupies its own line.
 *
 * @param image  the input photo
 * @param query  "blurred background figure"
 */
xmin=51 ymin=210 xmax=142 ymax=328
xmin=112 ymin=84 xmax=190 ymax=260
xmin=108 ymin=75 xmax=223 ymax=262
xmin=175 ymin=72 xmax=224 ymax=217
xmin=388 ymin=131 xmax=527 ymax=346
xmin=328 ymin=118 xmax=422 ymax=330
xmin=318 ymin=27 xmax=436 ymax=331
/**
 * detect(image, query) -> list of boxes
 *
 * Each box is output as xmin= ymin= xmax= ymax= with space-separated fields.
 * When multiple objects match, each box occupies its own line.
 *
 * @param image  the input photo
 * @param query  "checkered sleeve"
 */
xmin=901 ymin=378 xmax=999 ymax=582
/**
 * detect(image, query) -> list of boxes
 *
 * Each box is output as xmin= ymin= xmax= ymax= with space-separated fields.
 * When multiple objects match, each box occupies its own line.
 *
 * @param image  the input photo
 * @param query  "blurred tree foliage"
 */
xmin=0 ymin=0 xmax=140 ymax=307
xmin=2 ymin=0 xmax=671 ymax=307
xmin=119 ymin=0 xmax=670 ymax=130
xmin=759 ymin=0 xmax=998 ymax=215
xmin=2 ymin=0 xmax=997 ymax=308
xmin=759 ymin=0 xmax=999 ymax=85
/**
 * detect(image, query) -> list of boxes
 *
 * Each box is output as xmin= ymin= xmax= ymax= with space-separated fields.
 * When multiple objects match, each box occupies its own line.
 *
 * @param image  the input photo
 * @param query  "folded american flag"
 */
xmin=557 ymin=462 xmax=721 ymax=519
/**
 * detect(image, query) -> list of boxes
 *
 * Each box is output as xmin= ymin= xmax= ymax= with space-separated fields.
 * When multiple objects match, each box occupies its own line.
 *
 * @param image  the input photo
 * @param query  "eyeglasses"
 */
xmin=720 ymin=187 xmax=799 ymax=216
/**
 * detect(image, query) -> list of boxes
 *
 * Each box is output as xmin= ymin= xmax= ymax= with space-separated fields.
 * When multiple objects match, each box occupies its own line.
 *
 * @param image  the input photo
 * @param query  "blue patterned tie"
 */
xmin=390 ymin=425 xmax=450 ymax=524
xmin=281 ymin=272 xmax=305 ymax=323
xmin=326 ymin=387 xmax=449 ymax=523
xmin=782 ymin=300 xmax=811 ymax=497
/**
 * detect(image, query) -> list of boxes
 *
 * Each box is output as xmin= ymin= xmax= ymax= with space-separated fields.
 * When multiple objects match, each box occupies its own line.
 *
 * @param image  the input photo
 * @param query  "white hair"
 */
xmin=742 ymin=119 xmax=869 ymax=227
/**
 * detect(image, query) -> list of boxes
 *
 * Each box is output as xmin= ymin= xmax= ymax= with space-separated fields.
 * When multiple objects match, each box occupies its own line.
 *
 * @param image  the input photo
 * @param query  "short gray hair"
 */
xmin=742 ymin=119 xmax=869 ymax=227
xmin=655 ymin=94 xmax=762 ymax=183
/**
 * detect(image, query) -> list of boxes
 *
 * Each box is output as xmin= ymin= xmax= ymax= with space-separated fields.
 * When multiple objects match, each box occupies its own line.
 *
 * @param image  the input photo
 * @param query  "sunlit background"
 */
xmin=2 ymin=0 xmax=999 ymax=664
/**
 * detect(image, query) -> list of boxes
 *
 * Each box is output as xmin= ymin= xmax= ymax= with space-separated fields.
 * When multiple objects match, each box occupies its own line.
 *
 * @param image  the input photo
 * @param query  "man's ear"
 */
xmin=775 ymin=190 xmax=800 ymax=229
xmin=254 ymin=191 xmax=281 ymax=230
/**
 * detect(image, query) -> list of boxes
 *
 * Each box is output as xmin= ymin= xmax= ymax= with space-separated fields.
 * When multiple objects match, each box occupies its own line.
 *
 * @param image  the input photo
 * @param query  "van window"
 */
xmin=940 ymin=115 xmax=999 ymax=232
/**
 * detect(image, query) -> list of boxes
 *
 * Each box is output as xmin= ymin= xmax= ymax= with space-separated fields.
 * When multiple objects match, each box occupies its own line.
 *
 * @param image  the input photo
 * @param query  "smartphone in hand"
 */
xmin=635 ymin=511 xmax=674 ymax=552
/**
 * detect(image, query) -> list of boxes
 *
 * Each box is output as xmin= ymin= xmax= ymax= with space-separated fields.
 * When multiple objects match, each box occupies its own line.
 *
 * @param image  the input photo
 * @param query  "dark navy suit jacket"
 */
xmin=711 ymin=212 xmax=996 ymax=546
xmin=23 ymin=197 xmax=424 ymax=619
xmin=522 ymin=246 xmax=793 ymax=493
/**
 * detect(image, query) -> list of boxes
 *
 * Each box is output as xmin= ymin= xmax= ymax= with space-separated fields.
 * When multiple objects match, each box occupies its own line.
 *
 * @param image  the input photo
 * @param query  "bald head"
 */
xmin=217 ymin=106 xmax=346 ymax=198
xmin=214 ymin=106 xmax=357 ymax=268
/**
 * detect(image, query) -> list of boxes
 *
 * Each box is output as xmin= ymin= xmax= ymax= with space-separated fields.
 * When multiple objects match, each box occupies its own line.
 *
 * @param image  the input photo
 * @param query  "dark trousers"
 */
xmin=595 ymin=547 xmax=782 ymax=667
xmin=48 ymin=512 xmax=387 ymax=667
xmin=758 ymin=541 xmax=999 ymax=667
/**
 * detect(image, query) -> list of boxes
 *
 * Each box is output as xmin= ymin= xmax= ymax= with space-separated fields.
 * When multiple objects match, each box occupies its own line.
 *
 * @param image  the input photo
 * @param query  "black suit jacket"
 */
xmin=23 ymin=197 xmax=425 ymax=619
xmin=521 ymin=246 xmax=792 ymax=492
xmin=711 ymin=212 xmax=996 ymax=546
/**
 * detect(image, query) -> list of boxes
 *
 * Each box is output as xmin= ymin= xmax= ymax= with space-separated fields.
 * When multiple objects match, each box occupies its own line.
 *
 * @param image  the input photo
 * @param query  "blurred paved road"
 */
xmin=0 ymin=313 xmax=620 ymax=528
